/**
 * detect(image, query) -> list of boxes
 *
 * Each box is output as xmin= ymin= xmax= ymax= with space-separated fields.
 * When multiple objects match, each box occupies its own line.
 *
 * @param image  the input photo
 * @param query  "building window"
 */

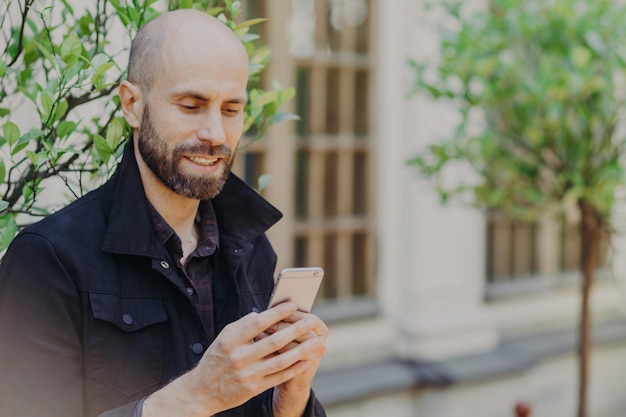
xmin=486 ymin=212 xmax=610 ymax=298
xmin=237 ymin=0 xmax=377 ymax=306
xmin=289 ymin=0 xmax=376 ymax=302
xmin=487 ymin=215 xmax=538 ymax=282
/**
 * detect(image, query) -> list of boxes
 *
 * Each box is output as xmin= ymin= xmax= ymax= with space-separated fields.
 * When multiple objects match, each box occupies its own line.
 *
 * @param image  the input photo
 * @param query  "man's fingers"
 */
xmin=265 ymin=312 xmax=329 ymax=338
xmin=221 ymin=302 xmax=299 ymax=346
xmin=250 ymin=317 xmax=315 ymax=358
xmin=256 ymin=337 xmax=321 ymax=381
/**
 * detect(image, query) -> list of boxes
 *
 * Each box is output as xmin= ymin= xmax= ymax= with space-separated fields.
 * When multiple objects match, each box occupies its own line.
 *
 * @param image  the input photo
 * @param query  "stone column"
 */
xmin=376 ymin=0 xmax=498 ymax=361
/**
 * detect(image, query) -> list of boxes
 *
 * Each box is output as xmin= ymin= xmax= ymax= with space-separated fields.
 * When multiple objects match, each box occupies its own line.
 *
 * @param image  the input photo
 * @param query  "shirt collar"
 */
xmin=102 ymin=142 xmax=282 ymax=256
xmin=148 ymin=199 xmax=220 ymax=258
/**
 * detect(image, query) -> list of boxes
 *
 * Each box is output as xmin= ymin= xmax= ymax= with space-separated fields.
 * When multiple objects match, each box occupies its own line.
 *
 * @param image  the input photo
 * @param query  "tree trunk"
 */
xmin=576 ymin=200 xmax=602 ymax=417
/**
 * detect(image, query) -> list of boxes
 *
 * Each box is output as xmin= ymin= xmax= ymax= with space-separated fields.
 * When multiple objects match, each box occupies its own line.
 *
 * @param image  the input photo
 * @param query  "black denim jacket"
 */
xmin=0 ymin=144 xmax=325 ymax=417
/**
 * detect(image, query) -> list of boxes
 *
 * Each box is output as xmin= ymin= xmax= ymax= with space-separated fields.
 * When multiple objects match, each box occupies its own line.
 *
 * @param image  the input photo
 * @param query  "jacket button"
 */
xmin=160 ymin=260 xmax=170 ymax=269
xmin=186 ymin=287 xmax=195 ymax=296
xmin=191 ymin=343 xmax=204 ymax=355
xmin=122 ymin=314 xmax=134 ymax=326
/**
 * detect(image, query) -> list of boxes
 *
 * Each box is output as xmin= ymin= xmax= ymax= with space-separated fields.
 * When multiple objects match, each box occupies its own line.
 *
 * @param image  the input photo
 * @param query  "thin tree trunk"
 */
xmin=577 ymin=200 xmax=602 ymax=417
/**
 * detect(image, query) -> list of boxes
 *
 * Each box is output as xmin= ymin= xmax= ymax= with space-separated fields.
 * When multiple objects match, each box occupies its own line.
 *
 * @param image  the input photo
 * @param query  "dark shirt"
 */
xmin=148 ymin=200 xmax=219 ymax=340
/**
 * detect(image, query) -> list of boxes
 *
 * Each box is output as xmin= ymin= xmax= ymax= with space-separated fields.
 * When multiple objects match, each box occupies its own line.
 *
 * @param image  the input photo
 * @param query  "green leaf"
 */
xmin=0 ymin=161 xmax=5 ymax=184
xmin=280 ymin=86 xmax=296 ymax=103
xmin=90 ymin=53 xmax=110 ymax=70
xmin=91 ymin=73 xmax=105 ymax=91
xmin=234 ymin=18 xmax=267 ymax=31
xmin=35 ymin=41 xmax=56 ymax=67
xmin=53 ymin=99 xmax=68 ymax=122
xmin=571 ymin=46 xmax=591 ymax=69
xmin=268 ymin=112 xmax=300 ymax=125
xmin=257 ymin=174 xmax=273 ymax=192
xmin=77 ymin=15 xmax=93 ymax=36
xmin=0 ymin=213 xmax=18 ymax=253
xmin=93 ymin=134 xmax=112 ymax=164
xmin=22 ymin=181 xmax=34 ymax=203
xmin=60 ymin=34 xmax=82 ymax=63
xmin=11 ymin=129 xmax=44 ymax=155
xmin=127 ymin=7 xmax=141 ymax=29
xmin=105 ymin=118 xmax=124 ymax=149
xmin=19 ymin=129 xmax=45 ymax=143
xmin=2 ymin=122 xmax=20 ymax=147
xmin=56 ymin=120 xmax=77 ymax=138
xmin=206 ymin=7 xmax=224 ymax=16
xmin=117 ymin=9 xmax=131 ymax=27
xmin=64 ymin=61 xmax=84 ymax=82
xmin=40 ymin=92 xmax=54 ymax=120
xmin=251 ymin=90 xmax=279 ymax=107
xmin=240 ymin=33 xmax=260 ymax=43
xmin=26 ymin=150 xmax=47 ymax=168
xmin=59 ymin=0 xmax=75 ymax=15
xmin=96 ymin=62 xmax=116 ymax=76
xmin=250 ymin=46 xmax=271 ymax=65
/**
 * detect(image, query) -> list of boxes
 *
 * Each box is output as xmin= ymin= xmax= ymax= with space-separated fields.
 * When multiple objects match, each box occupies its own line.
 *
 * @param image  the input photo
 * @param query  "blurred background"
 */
xmin=236 ymin=1 xmax=626 ymax=416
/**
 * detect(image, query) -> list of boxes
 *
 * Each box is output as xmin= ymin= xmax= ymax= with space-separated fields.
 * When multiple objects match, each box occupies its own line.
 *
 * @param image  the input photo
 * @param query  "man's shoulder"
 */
xmin=20 ymin=182 xmax=114 ymax=242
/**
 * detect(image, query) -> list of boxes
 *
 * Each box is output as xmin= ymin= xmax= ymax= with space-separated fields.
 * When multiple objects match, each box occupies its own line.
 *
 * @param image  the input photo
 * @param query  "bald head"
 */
xmin=127 ymin=10 xmax=247 ymax=93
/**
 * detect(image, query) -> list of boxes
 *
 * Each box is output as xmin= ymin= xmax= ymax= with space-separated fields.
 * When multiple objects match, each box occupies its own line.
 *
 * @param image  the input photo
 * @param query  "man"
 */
xmin=0 ymin=9 xmax=328 ymax=417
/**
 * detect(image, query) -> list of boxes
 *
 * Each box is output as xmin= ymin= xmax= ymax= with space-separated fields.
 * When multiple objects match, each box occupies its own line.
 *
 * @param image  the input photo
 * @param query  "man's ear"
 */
xmin=119 ymin=80 xmax=144 ymax=128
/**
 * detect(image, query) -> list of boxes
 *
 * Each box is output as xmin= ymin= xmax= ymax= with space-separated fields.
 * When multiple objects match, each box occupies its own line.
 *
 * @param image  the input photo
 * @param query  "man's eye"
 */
xmin=179 ymin=103 xmax=199 ymax=111
xmin=223 ymin=107 xmax=241 ymax=116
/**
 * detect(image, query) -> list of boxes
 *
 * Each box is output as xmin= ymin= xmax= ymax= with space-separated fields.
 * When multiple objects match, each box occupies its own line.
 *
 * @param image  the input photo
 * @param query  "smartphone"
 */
xmin=267 ymin=267 xmax=324 ymax=312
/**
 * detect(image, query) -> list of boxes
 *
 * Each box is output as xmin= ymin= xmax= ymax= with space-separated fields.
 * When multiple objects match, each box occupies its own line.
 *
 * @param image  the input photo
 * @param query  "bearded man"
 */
xmin=0 ymin=9 xmax=328 ymax=417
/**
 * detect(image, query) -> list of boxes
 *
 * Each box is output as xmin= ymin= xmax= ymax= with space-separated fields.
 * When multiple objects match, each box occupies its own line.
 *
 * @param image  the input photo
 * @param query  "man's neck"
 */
xmin=148 ymin=188 xmax=201 ymax=265
xmin=135 ymin=154 xmax=201 ymax=257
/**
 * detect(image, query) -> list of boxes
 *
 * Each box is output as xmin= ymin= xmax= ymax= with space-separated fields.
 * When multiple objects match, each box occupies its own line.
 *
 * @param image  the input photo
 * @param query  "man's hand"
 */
xmin=256 ymin=310 xmax=329 ymax=417
xmin=142 ymin=302 xmax=326 ymax=417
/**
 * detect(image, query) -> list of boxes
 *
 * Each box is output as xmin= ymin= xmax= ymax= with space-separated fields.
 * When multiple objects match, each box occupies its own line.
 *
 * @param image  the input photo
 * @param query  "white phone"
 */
xmin=267 ymin=267 xmax=324 ymax=312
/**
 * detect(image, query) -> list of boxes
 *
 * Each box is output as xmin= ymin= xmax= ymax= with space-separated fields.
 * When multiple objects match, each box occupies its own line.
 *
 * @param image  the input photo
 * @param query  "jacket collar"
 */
xmin=102 ymin=143 xmax=283 ymax=256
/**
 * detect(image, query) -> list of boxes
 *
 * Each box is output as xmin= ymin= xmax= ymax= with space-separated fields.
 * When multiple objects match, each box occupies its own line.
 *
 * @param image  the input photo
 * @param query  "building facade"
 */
xmin=241 ymin=1 xmax=626 ymax=416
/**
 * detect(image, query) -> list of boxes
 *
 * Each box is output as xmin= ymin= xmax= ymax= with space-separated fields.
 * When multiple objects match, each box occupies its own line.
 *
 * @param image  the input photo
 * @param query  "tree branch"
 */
xmin=5 ymin=0 xmax=35 ymax=67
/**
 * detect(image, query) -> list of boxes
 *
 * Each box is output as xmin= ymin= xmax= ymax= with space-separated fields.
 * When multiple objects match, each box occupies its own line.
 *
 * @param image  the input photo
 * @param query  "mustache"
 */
xmin=175 ymin=143 xmax=232 ymax=158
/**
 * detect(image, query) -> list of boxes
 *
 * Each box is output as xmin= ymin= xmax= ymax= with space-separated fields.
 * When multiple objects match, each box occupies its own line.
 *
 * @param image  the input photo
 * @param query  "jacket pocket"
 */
xmin=88 ymin=292 xmax=167 ymax=397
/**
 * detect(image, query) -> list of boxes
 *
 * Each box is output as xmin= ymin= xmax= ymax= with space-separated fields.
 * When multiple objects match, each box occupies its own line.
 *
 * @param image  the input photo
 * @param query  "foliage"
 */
xmin=409 ymin=0 xmax=626 ymax=223
xmin=409 ymin=1 xmax=626 ymax=415
xmin=0 ymin=0 xmax=296 ymax=251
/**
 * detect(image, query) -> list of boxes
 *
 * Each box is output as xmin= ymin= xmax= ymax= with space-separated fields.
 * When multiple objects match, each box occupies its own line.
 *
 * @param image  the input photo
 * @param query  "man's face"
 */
xmin=133 ymin=24 xmax=249 ymax=201
xmin=137 ymin=104 xmax=235 ymax=200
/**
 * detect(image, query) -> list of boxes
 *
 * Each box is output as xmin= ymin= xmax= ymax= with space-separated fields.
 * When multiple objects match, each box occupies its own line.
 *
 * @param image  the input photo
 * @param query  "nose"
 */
xmin=196 ymin=108 xmax=226 ymax=145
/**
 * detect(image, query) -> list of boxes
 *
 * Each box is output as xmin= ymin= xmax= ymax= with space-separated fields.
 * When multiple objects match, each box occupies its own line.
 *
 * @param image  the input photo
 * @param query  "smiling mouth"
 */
xmin=187 ymin=156 xmax=221 ymax=166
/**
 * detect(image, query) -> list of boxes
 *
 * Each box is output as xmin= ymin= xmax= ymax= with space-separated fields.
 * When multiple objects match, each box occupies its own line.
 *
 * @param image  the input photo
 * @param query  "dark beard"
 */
xmin=137 ymin=106 xmax=234 ymax=200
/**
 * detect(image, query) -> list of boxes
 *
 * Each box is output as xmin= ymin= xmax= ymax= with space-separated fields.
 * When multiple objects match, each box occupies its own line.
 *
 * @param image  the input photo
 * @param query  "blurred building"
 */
xmin=237 ymin=1 xmax=626 ymax=416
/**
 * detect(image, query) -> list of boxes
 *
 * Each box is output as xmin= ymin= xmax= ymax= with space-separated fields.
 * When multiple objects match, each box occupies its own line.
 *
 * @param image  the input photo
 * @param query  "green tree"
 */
xmin=408 ymin=0 xmax=626 ymax=416
xmin=0 ymin=0 xmax=296 ymax=251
